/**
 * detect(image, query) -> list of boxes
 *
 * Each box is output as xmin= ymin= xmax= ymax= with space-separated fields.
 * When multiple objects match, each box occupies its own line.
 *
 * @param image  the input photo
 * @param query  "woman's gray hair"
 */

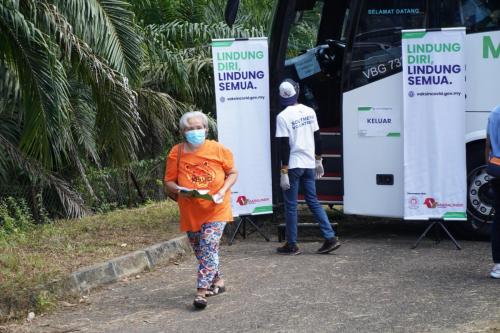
xmin=179 ymin=111 xmax=209 ymax=131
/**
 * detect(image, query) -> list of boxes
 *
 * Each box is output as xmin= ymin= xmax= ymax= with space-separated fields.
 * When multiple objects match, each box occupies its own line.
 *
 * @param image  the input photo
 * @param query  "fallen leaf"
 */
xmin=60 ymin=301 xmax=77 ymax=307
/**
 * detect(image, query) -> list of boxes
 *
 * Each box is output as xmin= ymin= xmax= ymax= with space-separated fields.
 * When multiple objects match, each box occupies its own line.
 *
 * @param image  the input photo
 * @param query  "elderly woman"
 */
xmin=164 ymin=111 xmax=237 ymax=309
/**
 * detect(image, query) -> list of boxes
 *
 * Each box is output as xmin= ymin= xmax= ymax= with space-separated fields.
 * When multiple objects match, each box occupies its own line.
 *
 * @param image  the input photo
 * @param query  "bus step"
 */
xmin=320 ymin=131 xmax=342 ymax=151
xmin=298 ymin=194 xmax=343 ymax=204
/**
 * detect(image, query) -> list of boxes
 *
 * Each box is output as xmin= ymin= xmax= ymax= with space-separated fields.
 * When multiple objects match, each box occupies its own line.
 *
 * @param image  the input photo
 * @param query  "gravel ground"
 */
xmin=5 ymin=219 xmax=500 ymax=333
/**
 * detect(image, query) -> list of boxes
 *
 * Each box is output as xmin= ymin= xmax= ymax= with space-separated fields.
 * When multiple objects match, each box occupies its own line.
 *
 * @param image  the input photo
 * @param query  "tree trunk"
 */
xmin=129 ymin=170 xmax=146 ymax=203
xmin=29 ymin=185 xmax=42 ymax=224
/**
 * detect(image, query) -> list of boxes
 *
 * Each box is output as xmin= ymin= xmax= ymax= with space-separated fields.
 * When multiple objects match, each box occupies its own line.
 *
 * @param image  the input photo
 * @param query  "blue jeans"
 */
xmin=492 ymin=180 xmax=500 ymax=263
xmin=282 ymin=168 xmax=335 ymax=245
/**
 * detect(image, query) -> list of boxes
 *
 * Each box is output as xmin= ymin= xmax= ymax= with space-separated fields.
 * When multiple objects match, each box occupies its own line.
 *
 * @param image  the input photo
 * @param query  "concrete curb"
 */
xmin=62 ymin=235 xmax=191 ymax=293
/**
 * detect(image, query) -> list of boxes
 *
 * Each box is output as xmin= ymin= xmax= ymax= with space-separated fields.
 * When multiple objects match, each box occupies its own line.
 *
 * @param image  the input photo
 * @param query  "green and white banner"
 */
xmin=212 ymin=38 xmax=273 ymax=217
xmin=402 ymin=28 xmax=467 ymax=220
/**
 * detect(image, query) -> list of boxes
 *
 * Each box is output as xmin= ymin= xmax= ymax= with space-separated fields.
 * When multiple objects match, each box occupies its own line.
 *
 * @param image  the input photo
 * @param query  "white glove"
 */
xmin=315 ymin=158 xmax=324 ymax=179
xmin=212 ymin=192 xmax=224 ymax=204
xmin=280 ymin=173 xmax=290 ymax=191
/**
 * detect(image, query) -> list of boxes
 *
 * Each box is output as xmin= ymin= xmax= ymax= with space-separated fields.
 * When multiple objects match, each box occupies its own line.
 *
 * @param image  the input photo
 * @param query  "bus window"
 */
xmin=287 ymin=2 xmax=324 ymax=58
xmin=441 ymin=0 xmax=500 ymax=32
xmin=346 ymin=0 xmax=429 ymax=91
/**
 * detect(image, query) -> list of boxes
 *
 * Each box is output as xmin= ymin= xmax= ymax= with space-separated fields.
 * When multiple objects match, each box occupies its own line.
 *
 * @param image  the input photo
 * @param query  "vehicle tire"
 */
xmin=464 ymin=140 xmax=494 ymax=239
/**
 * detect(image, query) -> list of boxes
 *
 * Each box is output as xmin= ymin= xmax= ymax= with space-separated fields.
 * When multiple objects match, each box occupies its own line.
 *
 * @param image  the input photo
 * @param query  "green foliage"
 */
xmin=287 ymin=3 xmax=324 ymax=58
xmin=0 ymin=202 xmax=180 ymax=322
xmin=74 ymin=158 xmax=167 ymax=213
xmin=0 ymin=197 xmax=35 ymax=237
xmin=34 ymin=290 xmax=56 ymax=313
xmin=0 ymin=0 xmax=184 ymax=218
xmin=0 ymin=0 xmax=286 ymax=219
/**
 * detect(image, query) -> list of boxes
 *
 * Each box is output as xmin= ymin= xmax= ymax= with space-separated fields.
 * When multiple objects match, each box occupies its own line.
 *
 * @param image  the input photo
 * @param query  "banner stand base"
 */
xmin=228 ymin=215 xmax=270 ymax=246
xmin=411 ymin=219 xmax=462 ymax=250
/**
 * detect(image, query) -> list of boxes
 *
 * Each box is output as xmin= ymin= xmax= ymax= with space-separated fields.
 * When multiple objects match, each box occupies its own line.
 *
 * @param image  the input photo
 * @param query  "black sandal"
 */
xmin=193 ymin=295 xmax=207 ymax=309
xmin=206 ymin=284 xmax=226 ymax=297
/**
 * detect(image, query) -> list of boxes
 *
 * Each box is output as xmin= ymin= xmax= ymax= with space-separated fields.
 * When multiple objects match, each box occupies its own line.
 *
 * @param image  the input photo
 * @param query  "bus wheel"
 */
xmin=465 ymin=141 xmax=494 ymax=239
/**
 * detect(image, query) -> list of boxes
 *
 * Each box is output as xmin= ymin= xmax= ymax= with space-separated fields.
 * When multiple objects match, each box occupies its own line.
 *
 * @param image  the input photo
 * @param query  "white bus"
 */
xmin=228 ymin=0 xmax=500 ymax=236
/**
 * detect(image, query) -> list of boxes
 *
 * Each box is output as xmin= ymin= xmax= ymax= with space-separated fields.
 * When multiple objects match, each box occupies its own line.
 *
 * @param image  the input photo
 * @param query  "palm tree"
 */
xmin=136 ymin=0 xmax=270 ymax=117
xmin=0 ymin=0 xmax=291 ymax=218
xmin=0 ymin=0 xmax=182 ymax=217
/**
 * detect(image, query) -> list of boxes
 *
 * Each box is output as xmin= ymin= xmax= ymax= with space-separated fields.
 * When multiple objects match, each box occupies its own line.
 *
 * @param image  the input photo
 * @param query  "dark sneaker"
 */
xmin=316 ymin=237 xmax=341 ymax=254
xmin=276 ymin=242 xmax=301 ymax=255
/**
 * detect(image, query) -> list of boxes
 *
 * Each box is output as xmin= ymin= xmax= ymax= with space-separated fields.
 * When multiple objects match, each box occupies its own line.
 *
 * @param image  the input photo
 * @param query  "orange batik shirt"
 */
xmin=164 ymin=140 xmax=234 ymax=232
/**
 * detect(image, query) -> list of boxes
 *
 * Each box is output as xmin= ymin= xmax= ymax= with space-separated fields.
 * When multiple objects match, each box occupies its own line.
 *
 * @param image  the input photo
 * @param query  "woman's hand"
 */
xmin=212 ymin=168 xmax=237 ymax=204
xmin=213 ymin=189 xmax=226 ymax=204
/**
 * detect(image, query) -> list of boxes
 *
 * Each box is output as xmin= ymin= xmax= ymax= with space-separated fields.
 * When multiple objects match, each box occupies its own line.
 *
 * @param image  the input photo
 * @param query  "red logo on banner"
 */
xmin=236 ymin=195 xmax=269 ymax=206
xmin=424 ymin=198 xmax=437 ymax=208
xmin=236 ymin=196 xmax=248 ymax=206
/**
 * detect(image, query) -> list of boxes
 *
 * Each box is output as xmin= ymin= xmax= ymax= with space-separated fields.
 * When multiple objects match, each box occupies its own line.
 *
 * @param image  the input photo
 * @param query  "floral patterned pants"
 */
xmin=186 ymin=222 xmax=226 ymax=289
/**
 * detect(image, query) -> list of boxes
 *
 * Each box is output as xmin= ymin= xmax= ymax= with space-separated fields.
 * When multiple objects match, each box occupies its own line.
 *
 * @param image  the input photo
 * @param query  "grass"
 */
xmin=0 ymin=201 xmax=182 ymax=322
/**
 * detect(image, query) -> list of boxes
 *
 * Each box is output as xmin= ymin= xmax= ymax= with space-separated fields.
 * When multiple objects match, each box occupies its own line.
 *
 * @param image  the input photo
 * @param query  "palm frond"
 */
xmin=0 ymin=61 xmax=21 ymax=115
xmin=142 ymin=47 xmax=193 ymax=99
xmin=0 ymin=2 xmax=71 ymax=168
xmin=68 ymin=79 xmax=100 ymax=165
xmin=0 ymin=133 xmax=86 ymax=217
xmin=147 ymin=21 xmax=265 ymax=48
xmin=53 ymin=0 xmax=143 ymax=85
xmin=175 ymin=0 xmax=206 ymax=23
xmin=0 ymin=115 xmax=19 ymax=183
xmin=137 ymin=88 xmax=184 ymax=134
xmin=28 ymin=2 xmax=143 ymax=166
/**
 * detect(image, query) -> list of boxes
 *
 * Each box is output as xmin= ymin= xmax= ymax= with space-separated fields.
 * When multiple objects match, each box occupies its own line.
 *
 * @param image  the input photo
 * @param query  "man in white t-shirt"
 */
xmin=275 ymin=79 xmax=340 ymax=255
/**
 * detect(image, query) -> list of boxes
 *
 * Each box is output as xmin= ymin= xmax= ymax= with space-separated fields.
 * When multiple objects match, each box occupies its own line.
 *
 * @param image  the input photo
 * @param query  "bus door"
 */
xmin=274 ymin=0 xmax=349 ymax=204
xmin=341 ymin=0 xmax=431 ymax=217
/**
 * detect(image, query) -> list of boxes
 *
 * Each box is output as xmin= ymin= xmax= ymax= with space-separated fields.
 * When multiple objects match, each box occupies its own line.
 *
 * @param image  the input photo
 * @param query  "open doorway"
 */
xmin=282 ymin=0 xmax=349 ymax=130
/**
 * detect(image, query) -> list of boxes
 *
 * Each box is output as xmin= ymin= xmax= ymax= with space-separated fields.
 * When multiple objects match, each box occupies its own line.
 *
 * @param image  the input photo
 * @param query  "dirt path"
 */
xmin=6 ymin=222 xmax=500 ymax=333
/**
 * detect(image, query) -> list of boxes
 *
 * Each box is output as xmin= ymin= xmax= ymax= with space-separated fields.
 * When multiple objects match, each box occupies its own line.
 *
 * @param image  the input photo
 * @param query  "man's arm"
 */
xmin=279 ymin=137 xmax=290 ymax=170
xmin=276 ymin=114 xmax=291 ymax=171
xmin=486 ymin=135 xmax=491 ymax=163
xmin=314 ymin=130 xmax=323 ymax=159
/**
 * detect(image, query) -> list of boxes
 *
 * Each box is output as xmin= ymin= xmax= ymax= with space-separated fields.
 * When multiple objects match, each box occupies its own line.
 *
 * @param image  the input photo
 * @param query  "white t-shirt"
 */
xmin=275 ymin=104 xmax=319 ymax=169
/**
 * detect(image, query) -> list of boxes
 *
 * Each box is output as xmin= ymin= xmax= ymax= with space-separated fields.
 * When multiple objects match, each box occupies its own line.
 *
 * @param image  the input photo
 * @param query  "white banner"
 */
xmin=402 ymin=28 xmax=467 ymax=220
xmin=212 ymin=38 xmax=273 ymax=216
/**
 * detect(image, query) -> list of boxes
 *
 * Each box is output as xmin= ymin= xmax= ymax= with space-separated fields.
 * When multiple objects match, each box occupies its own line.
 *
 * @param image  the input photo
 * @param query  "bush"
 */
xmin=0 ymin=197 xmax=36 ymax=238
xmin=74 ymin=158 xmax=167 ymax=214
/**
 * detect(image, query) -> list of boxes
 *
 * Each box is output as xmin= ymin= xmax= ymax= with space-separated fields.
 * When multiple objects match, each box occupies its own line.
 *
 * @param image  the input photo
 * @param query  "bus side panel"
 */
xmin=342 ymin=74 xmax=404 ymax=218
xmin=465 ymin=31 xmax=500 ymax=142
xmin=466 ymin=32 xmax=500 ymax=114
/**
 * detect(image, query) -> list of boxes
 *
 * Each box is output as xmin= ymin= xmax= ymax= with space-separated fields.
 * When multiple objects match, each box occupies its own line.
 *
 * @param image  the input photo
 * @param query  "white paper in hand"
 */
xmin=212 ymin=193 xmax=224 ymax=204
